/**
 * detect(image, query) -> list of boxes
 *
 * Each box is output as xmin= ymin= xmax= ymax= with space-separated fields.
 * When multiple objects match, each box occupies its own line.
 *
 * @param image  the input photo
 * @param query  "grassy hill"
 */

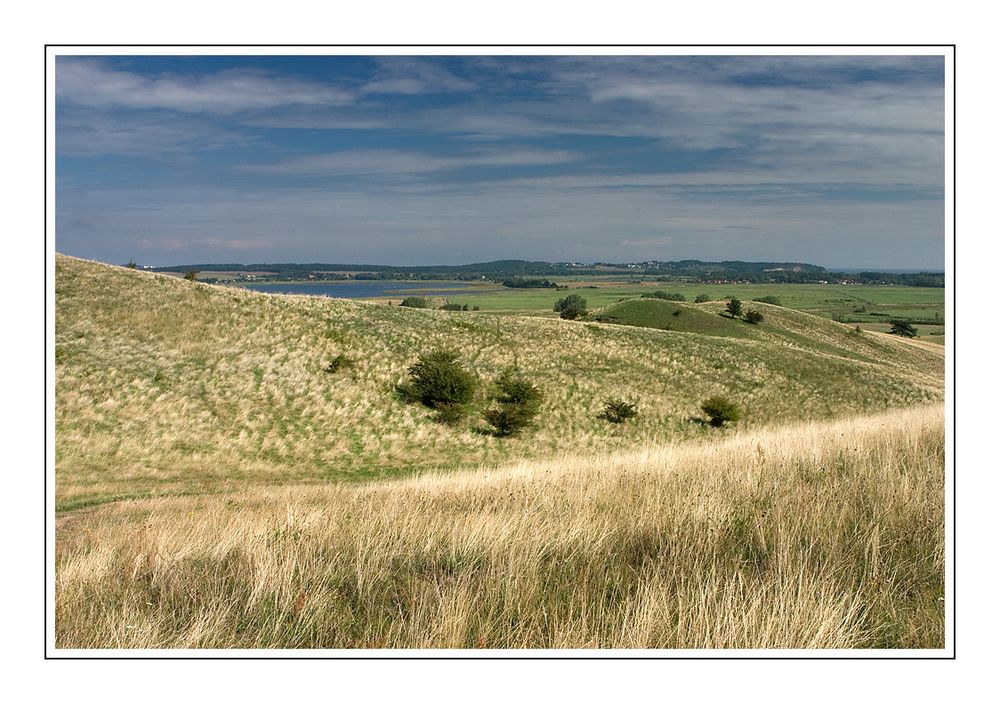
xmin=55 ymin=254 xmax=944 ymax=511
xmin=594 ymin=298 xmax=753 ymax=337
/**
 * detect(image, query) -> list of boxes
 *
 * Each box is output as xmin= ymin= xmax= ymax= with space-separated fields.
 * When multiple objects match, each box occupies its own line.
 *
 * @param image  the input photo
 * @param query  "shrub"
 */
xmin=743 ymin=309 xmax=764 ymax=324
xmin=599 ymin=398 xmax=639 ymax=424
xmin=483 ymin=373 xmax=542 ymax=436
xmin=406 ymin=350 xmax=477 ymax=413
xmin=553 ymin=294 xmax=588 ymax=320
xmin=695 ymin=294 xmax=711 ymax=303
xmin=324 ymin=353 xmax=352 ymax=373
xmin=183 ymin=270 xmax=199 ymax=281
xmin=641 ymin=291 xmax=686 ymax=301
xmin=440 ymin=303 xmax=463 ymax=311
xmin=472 ymin=305 xmax=480 ymax=311
xmin=400 ymin=297 xmax=430 ymax=309
xmin=701 ymin=396 xmax=741 ymax=427
xmin=725 ymin=298 xmax=743 ymax=318
xmin=889 ymin=319 xmax=917 ymax=338
xmin=753 ymin=296 xmax=782 ymax=306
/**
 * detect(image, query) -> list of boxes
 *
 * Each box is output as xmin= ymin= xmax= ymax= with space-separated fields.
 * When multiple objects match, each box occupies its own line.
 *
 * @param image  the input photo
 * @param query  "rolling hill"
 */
xmin=55 ymin=254 xmax=944 ymax=511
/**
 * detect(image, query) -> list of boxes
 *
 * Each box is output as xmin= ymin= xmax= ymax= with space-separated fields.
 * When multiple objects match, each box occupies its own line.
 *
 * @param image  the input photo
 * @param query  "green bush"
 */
xmin=553 ymin=294 xmax=587 ymax=320
xmin=725 ymin=298 xmax=743 ymax=318
xmin=400 ymin=297 xmax=430 ymax=309
xmin=701 ymin=396 xmax=741 ymax=427
xmin=694 ymin=294 xmax=711 ymax=303
xmin=323 ymin=353 xmax=352 ymax=373
xmin=598 ymin=398 xmax=639 ymax=424
xmin=440 ymin=303 xmax=463 ymax=311
xmin=406 ymin=350 xmax=477 ymax=414
xmin=752 ymin=296 xmax=782 ymax=306
xmin=183 ymin=270 xmax=199 ymax=281
xmin=889 ymin=319 xmax=917 ymax=338
xmin=743 ymin=309 xmax=764 ymax=324
xmin=483 ymin=373 xmax=542 ymax=436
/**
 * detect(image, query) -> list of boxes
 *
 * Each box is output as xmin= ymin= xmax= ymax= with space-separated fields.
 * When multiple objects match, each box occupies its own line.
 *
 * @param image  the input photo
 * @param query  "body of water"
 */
xmin=236 ymin=281 xmax=476 ymax=299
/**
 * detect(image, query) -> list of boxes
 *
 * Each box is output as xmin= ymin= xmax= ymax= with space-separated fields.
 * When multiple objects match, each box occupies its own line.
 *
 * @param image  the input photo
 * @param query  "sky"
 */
xmin=54 ymin=54 xmax=945 ymax=269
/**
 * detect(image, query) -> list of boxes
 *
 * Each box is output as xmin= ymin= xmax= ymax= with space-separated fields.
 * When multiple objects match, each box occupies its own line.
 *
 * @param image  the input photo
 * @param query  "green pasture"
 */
xmin=380 ymin=279 xmax=945 ymax=326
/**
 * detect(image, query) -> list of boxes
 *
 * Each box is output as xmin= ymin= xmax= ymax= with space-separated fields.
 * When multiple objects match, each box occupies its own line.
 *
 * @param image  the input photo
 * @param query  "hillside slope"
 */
xmin=55 ymin=255 xmax=944 ymax=510
xmin=56 ymin=405 xmax=944 ymax=649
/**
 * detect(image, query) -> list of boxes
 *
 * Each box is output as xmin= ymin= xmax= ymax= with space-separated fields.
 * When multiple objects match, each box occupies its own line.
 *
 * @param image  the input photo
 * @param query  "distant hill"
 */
xmin=146 ymin=258 xmax=943 ymax=286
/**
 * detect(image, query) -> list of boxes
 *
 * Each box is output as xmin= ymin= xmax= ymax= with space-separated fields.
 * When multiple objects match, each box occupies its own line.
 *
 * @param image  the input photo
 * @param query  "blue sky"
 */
xmin=55 ymin=55 xmax=945 ymax=268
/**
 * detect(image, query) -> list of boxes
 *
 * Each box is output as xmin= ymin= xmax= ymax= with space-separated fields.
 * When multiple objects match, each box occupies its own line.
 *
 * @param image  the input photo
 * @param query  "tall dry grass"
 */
xmin=56 ymin=404 xmax=944 ymax=649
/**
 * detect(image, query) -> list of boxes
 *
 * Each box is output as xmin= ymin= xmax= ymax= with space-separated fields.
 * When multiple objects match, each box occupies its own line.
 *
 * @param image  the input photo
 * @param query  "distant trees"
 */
xmin=889 ymin=320 xmax=917 ymax=338
xmin=725 ymin=298 xmax=743 ymax=318
xmin=400 ymin=296 xmax=431 ymax=309
xmin=483 ymin=373 xmax=543 ymax=436
xmin=503 ymin=277 xmax=558 ymax=289
xmin=701 ymin=396 xmax=741 ymax=427
xmin=553 ymin=294 xmax=588 ymax=320
xmin=641 ymin=291 xmax=686 ymax=301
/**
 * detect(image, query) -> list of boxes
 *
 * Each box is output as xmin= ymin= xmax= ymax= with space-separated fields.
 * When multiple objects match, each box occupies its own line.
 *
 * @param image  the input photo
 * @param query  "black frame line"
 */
xmin=44 ymin=43 xmax=957 ymax=661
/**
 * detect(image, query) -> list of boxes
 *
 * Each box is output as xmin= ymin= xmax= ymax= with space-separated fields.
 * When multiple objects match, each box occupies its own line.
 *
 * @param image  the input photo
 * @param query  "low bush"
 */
xmin=744 ymin=309 xmax=764 ymax=324
xmin=400 ymin=297 xmax=430 ymax=309
xmin=701 ymin=396 xmax=741 ymax=427
xmin=598 ymin=398 xmax=639 ymax=424
xmin=405 ymin=350 xmax=477 ymax=420
xmin=752 ymin=296 xmax=782 ymax=306
xmin=694 ymin=294 xmax=712 ymax=303
xmin=483 ymin=373 xmax=543 ymax=436
xmin=553 ymin=294 xmax=588 ymax=320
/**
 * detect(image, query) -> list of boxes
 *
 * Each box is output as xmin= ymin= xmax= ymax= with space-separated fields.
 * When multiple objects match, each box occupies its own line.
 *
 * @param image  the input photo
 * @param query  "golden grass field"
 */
xmin=54 ymin=255 xmax=946 ymax=649
xmin=56 ymin=404 xmax=943 ymax=649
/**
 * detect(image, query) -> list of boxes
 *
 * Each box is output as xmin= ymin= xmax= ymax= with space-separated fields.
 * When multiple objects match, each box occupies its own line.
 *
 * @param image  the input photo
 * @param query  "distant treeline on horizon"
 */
xmin=146 ymin=259 xmax=944 ymax=287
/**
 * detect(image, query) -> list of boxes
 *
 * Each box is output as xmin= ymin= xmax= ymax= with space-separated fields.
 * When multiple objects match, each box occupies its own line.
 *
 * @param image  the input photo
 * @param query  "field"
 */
xmin=56 ymin=404 xmax=944 ymax=649
xmin=54 ymin=255 xmax=946 ymax=649
xmin=385 ymin=278 xmax=945 ymax=342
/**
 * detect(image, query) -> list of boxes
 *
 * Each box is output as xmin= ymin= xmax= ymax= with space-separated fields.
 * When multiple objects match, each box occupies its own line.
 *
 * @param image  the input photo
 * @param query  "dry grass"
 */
xmin=55 ymin=255 xmax=944 ymax=510
xmin=56 ymin=404 xmax=944 ymax=649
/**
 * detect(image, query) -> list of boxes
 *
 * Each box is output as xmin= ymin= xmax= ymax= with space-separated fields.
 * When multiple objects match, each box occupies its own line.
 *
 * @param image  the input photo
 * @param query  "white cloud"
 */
xmin=361 ymin=57 xmax=474 ymax=95
xmin=56 ymin=59 xmax=356 ymax=114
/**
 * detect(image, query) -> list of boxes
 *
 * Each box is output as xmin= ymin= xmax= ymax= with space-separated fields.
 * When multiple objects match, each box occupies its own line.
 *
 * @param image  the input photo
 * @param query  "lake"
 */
xmin=236 ymin=281 xmax=477 ymax=299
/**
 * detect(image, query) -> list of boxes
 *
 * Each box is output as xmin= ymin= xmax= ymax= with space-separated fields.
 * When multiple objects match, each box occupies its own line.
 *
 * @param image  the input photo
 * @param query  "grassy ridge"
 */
xmin=56 ymin=255 xmax=944 ymax=511
xmin=56 ymin=404 xmax=944 ymax=649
